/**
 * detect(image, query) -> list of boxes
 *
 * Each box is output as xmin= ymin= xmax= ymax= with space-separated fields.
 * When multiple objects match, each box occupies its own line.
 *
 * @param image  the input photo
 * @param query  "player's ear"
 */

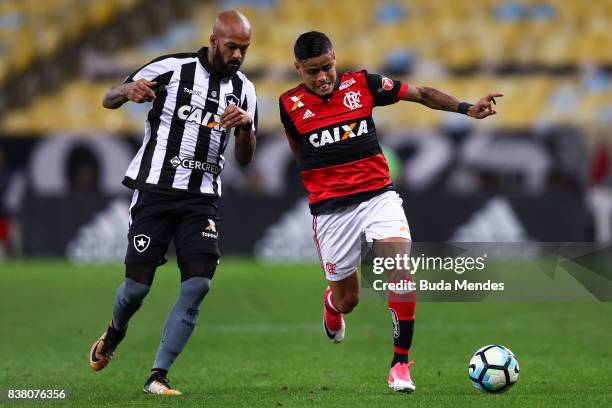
xmin=209 ymin=34 xmax=217 ymax=50
xmin=294 ymin=61 xmax=301 ymax=74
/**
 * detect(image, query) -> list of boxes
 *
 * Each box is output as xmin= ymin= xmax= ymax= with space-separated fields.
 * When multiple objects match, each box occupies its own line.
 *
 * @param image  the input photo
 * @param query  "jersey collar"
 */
xmin=303 ymin=76 xmax=342 ymax=102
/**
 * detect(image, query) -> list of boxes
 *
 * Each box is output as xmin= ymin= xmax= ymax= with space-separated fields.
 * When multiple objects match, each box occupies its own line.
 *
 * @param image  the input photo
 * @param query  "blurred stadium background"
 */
xmin=0 ymin=0 xmax=611 ymax=261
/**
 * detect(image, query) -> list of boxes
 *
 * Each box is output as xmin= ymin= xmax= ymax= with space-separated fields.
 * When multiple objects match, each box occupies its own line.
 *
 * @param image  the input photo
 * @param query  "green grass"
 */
xmin=1 ymin=259 xmax=611 ymax=407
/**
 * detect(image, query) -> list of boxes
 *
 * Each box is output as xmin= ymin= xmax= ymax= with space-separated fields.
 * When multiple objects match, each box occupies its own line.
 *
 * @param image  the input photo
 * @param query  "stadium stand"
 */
xmin=0 ymin=0 xmax=610 ymax=133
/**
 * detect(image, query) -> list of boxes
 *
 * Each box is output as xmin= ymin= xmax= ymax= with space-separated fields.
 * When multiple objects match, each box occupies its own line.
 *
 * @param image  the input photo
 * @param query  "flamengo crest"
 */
xmin=343 ymin=91 xmax=362 ymax=110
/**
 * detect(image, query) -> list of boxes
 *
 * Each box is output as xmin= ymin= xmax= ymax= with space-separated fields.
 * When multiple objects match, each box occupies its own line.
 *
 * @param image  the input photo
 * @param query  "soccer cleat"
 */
xmin=388 ymin=361 xmax=416 ymax=393
xmin=89 ymin=323 xmax=126 ymax=371
xmin=143 ymin=375 xmax=182 ymax=395
xmin=323 ymin=304 xmax=345 ymax=343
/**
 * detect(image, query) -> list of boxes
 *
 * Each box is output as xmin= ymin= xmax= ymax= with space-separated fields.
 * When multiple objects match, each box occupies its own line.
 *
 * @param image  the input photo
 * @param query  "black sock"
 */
xmin=150 ymin=368 xmax=168 ymax=379
xmin=391 ymin=352 xmax=409 ymax=367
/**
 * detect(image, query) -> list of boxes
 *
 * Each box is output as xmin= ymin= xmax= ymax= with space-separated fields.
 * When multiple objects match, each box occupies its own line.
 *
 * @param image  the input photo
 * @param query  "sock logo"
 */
xmin=389 ymin=308 xmax=400 ymax=339
xmin=186 ymin=307 xmax=199 ymax=318
xmin=133 ymin=234 xmax=151 ymax=253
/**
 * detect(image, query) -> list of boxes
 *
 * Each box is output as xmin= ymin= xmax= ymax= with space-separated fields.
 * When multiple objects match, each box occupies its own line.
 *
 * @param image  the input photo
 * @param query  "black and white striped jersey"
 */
xmin=122 ymin=47 xmax=257 ymax=197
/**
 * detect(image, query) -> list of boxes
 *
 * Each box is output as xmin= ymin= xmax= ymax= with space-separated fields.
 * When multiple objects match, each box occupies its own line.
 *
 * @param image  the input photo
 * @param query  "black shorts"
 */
xmin=125 ymin=189 xmax=220 ymax=266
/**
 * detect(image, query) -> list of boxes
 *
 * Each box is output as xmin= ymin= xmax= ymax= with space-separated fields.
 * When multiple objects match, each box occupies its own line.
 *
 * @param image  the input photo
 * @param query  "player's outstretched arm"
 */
xmin=102 ymin=79 xmax=157 ymax=109
xmin=401 ymin=85 xmax=503 ymax=119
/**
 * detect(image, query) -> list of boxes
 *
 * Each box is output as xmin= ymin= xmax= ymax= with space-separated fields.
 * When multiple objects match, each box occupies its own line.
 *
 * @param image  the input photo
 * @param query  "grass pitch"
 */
xmin=1 ymin=259 xmax=611 ymax=407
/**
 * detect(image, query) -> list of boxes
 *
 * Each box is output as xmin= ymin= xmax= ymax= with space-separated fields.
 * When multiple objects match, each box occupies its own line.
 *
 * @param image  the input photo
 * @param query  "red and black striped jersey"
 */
xmin=279 ymin=70 xmax=408 ymax=214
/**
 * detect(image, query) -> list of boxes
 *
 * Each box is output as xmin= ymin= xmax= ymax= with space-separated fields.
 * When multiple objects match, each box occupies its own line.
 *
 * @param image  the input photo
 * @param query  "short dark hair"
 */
xmin=294 ymin=31 xmax=333 ymax=61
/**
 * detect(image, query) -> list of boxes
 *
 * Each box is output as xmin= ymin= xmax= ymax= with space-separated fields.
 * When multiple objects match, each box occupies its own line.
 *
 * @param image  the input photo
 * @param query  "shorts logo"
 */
xmin=290 ymin=94 xmax=304 ymax=111
xmin=325 ymin=262 xmax=337 ymax=275
xmin=343 ymin=91 xmax=362 ymax=110
xmin=379 ymin=77 xmax=394 ymax=92
xmin=133 ymin=234 xmax=151 ymax=253
xmin=389 ymin=308 xmax=400 ymax=339
xmin=202 ymin=219 xmax=218 ymax=240
xmin=225 ymin=93 xmax=239 ymax=106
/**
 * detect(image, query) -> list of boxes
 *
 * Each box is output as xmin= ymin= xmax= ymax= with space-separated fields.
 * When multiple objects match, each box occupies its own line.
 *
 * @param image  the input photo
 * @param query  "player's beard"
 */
xmin=213 ymin=50 xmax=241 ymax=77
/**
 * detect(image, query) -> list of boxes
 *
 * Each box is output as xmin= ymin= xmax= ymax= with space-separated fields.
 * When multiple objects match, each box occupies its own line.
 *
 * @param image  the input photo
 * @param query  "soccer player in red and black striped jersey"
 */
xmin=279 ymin=31 xmax=502 ymax=393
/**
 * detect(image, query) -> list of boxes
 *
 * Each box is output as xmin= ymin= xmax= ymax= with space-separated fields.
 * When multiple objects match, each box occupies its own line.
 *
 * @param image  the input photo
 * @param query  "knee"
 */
xmin=118 ymin=278 xmax=151 ymax=307
xmin=338 ymin=293 xmax=359 ymax=314
xmin=180 ymin=277 xmax=211 ymax=304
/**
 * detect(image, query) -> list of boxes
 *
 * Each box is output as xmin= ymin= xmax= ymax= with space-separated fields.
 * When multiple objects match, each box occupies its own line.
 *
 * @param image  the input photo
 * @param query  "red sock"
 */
xmin=324 ymin=287 xmax=341 ymax=316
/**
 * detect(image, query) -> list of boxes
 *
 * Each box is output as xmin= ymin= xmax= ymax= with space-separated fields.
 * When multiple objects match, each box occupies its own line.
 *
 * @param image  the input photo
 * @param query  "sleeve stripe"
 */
xmin=398 ymin=82 xmax=410 ymax=100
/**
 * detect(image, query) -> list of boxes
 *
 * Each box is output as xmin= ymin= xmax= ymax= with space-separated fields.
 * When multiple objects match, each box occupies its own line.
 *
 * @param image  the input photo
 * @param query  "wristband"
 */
xmin=458 ymin=102 xmax=473 ymax=115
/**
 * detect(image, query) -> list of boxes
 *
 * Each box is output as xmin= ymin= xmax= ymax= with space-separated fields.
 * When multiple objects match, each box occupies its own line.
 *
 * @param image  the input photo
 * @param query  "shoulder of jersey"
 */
xmin=235 ymin=71 xmax=255 ymax=88
xmin=149 ymin=52 xmax=199 ymax=65
xmin=280 ymin=83 xmax=305 ymax=101
xmin=340 ymin=70 xmax=367 ymax=80
xmin=341 ymin=70 xmax=365 ymax=77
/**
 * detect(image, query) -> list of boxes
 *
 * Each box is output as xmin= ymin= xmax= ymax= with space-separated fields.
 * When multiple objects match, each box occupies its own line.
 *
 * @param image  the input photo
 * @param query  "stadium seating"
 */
xmin=0 ymin=0 xmax=610 ymax=134
xmin=0 ymin=0 xmax=142 ymax=85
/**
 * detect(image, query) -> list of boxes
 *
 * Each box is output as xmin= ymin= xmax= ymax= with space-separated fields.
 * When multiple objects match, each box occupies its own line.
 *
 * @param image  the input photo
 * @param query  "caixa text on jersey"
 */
xmin=177 ymin=105 xmax=224 ymax=131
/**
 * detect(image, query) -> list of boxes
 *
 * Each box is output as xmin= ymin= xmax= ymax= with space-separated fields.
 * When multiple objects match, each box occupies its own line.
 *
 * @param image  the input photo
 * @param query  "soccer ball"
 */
xmin=468 ymin=345 xmax=519 ymax=393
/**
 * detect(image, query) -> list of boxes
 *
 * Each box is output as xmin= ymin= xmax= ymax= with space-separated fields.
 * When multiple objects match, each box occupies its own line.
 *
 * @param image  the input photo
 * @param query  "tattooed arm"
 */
xmin=401 ymin=85 xmax=503 ymax=119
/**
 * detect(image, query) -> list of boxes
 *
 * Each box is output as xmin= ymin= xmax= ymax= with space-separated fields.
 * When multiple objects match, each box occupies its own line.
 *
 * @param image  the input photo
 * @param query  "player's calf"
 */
xmin=152 ymin=276 xmax=211 ymax=371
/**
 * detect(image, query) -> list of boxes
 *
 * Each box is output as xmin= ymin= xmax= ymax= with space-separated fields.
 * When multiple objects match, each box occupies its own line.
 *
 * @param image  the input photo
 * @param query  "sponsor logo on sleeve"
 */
xmin=379 ymin=77 xmax=394 ymax=92
xmin=290 ymin=94 xmax=305 ymax=111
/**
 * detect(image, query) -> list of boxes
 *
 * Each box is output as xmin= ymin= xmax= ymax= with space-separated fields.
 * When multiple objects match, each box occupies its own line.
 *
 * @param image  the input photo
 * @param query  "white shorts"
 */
xmin=312 ymin=191 xmax=411 ymax=281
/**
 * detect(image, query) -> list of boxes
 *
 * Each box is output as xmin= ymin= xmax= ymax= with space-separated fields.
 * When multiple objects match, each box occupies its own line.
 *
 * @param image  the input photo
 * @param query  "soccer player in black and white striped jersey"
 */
xmin=89 ymin=10 xmax=257 ymax=395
